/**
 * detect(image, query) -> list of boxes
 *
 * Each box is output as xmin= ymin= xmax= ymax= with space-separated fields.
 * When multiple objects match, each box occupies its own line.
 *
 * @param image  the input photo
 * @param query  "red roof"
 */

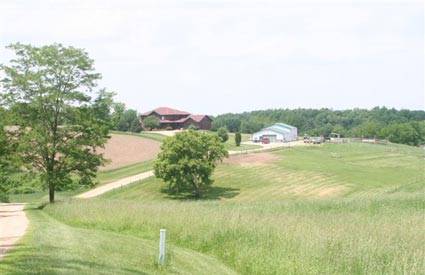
xmin=142 ymin=107 xmax=190 ymax=116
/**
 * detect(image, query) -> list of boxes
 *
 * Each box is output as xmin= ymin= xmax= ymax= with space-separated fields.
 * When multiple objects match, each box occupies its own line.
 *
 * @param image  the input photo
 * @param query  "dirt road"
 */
xmin=0 ymin=203 xmax=29 ymax=259
xmin=75 ymin=171 xmax=154 ymax=199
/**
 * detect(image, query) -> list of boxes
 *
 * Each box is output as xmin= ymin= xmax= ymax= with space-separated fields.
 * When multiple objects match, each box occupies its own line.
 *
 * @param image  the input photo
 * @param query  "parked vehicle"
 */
xmin=262 ymin=138 xmax=270 ymax=144
xmin=312 ymin=138 xmax=322 ymax=144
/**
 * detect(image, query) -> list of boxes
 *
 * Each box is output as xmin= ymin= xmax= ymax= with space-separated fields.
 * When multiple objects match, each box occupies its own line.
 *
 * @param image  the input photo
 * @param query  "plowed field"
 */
xmin=99 ymin=134 xmax=161 ymax=170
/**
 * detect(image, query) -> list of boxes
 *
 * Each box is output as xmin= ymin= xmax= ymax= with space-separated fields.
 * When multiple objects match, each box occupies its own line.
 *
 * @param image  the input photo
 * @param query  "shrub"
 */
xmin=217 ymin=127 xmax=229 ymax=143
xmin=143 ymin=115 xmax=160 ymax=130
xmin=235 ymin=132 xmax=242 ymax=146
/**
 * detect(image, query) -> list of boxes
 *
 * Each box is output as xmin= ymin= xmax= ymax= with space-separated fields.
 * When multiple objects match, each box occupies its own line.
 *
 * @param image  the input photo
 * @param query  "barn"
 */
xmin=252 ymin=123 xmax=298 ymax=143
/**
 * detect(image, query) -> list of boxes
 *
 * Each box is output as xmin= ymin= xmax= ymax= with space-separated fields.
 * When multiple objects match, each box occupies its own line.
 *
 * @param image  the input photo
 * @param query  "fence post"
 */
xmin=159 ymin=229 xmax=166 ymax=265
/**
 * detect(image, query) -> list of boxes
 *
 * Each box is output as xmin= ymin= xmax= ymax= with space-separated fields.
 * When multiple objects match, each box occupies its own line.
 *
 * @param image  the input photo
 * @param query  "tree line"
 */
xmin=211 ymin=107 xmax=425 ymax=146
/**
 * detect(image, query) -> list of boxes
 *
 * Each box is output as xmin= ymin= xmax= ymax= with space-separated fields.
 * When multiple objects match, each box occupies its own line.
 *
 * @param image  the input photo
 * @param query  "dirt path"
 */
xmin=0 ymin=203 xmax=29 ymax=259
xmin=229 ymin=140 xmax=310 ymax=155
xmin=75 ymin=171 xmax=154 ymax=199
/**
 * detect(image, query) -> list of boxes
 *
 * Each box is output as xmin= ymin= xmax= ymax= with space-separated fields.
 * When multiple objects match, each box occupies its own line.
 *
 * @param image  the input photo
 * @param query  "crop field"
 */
xmin=99 ymin=134 xmax=161 ymax=170
xmin=2 ymin=142 xmax=424 ymax=274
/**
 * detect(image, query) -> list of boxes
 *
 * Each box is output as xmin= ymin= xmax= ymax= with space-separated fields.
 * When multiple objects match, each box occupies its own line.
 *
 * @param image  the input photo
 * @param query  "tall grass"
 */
xmin=45 ymin=195 xmax=424 ymax=275
xmin=0 ymin=205 xmax=236 ymax=275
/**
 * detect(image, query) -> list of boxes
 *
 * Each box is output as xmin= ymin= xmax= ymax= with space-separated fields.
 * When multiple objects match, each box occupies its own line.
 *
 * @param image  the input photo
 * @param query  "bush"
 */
xmin=143 ymin=115 xmax=160 ymax=130
xmin=217 ymin=127 xmax=229 ymax=143
xmin=165 ymin=126 xmax=173 ymax=131
xmin=188 ymin=124 xmax=197 ymax=131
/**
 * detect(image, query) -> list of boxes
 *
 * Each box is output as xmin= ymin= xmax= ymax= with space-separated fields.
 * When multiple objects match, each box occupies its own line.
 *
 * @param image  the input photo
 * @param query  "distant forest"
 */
xmin=211 ymin=107 xmax=425 ymax=146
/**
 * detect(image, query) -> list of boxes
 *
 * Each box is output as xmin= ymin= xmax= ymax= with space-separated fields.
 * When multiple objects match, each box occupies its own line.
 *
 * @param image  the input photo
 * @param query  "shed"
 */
xmin=252 ymin=123 xmax=298 ymax=143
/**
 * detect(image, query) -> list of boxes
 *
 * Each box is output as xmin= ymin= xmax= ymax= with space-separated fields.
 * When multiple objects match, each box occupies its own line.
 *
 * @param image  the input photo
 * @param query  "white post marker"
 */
xmin=158 ymin=229 xmax=166 ymax=265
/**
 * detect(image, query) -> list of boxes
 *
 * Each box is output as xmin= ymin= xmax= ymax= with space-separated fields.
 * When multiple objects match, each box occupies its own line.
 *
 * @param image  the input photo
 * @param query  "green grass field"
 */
xmin=223 ymin=133 xmax=261 ymax=151
xmin=3 ymin=142 xmax=424 ymax=274
xmin=111 ymin=130 xmax=168 ymax=142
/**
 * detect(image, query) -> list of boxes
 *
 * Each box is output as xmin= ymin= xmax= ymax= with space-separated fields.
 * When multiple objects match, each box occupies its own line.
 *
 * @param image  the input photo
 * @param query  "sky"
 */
xmin=0 ymin=0 xmax=423 ymax=115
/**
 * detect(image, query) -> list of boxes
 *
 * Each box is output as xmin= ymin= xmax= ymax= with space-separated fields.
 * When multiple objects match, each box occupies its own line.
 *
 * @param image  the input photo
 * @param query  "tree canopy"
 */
xmin=154 ymin=130 xmax=228 ymax=198
xmin=0 ymin=108 xmax=12 ymax=202
xmin=115 ymin=108 xmax=142 ymax=132
xmin=0 ymin=43 xmax=112 ymax=202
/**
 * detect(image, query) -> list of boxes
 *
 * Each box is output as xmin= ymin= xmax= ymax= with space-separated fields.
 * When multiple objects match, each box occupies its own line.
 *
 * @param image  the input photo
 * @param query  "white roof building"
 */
xmin=252 ymin=123 xmax=298 ymax=142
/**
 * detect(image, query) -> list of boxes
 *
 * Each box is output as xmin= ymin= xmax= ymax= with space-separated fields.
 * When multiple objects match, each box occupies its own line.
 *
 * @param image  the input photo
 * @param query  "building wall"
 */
xmin=252 ymin=128 xmax=297 ymax=142
xmin=182 ymin=117 xmax=212 ymax=130
xmin=252 ymin=130 xmax=284 ymax=142
xmin=141 ymin=113 xmax=189 ymax=122
xmin=197 ymin=117 xmax=212 ymax=130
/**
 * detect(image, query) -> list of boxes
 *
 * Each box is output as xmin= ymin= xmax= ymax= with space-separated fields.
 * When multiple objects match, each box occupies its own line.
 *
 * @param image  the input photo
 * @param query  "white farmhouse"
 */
xmin=252 ymin=123 xmax=298 ymax=143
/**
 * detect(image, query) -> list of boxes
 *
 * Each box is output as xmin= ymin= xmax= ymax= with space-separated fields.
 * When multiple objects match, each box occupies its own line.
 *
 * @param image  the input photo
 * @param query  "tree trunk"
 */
xmin=194 ymin=182 xmax=201 ymax=198
xmin=48 ymin=172 xmax=55 ymax=203
xmin=49 ymin=184 xmax=55 ymax=203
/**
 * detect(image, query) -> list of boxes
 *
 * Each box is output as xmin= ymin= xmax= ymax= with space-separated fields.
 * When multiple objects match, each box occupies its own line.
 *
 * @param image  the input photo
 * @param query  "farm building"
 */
xmin=252 ymin=123 xmax=298 ymax=143
xmin=141 ymin=107 xmax=212 ymax=130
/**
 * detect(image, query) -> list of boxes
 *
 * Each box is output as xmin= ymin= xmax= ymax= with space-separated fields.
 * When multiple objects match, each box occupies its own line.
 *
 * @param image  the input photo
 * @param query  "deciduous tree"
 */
xmin=154 ymin=130 xmax=228 ymax=198
xmin=0 ymin=43 xmax=110 ymax=203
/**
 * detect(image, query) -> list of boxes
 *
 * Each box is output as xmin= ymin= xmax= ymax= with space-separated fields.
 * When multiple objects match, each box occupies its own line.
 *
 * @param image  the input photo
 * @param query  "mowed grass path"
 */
xmin=4 ymin=142 xmax=425 ymax=274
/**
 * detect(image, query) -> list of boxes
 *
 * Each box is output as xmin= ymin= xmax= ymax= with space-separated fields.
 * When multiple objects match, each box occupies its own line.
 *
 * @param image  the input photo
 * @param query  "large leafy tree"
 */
xmin=0 ymin=43 xmax=111 ymax=203
xmin=154 ymin=130 xmax=228 ymax=198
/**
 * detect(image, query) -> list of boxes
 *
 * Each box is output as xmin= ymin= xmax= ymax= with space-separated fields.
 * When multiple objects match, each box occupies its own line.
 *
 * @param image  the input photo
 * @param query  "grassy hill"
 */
xmin=3 ymin=142 xmax=424 ymax=274
xmin=102 ymin=142 xmax=424 ymax=201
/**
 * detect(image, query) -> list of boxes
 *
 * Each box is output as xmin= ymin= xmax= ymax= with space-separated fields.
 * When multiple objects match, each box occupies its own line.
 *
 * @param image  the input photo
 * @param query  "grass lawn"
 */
xmin=96 ymin=160 xmax=154 ymax=185
xmin=111 ymin=130 xmax=168 ymax=142
xmin=223 ymin=133 xmax=261 ymax=151
xmin=4 ymin=142 xmax=424 ymax=274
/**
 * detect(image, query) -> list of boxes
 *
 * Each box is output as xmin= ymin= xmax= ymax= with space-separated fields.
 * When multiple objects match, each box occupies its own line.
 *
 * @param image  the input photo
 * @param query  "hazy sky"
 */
xmin=1 ymin=0 xmax=423 ymax=115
